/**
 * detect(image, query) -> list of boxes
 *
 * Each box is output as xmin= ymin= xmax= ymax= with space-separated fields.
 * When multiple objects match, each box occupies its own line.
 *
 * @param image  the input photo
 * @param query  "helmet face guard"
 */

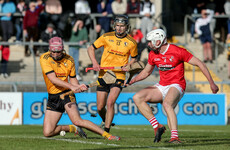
xmin=49 ymin=37 xmax=64 ymax=61
xmin=146 ymin=29 xmax=167 ymax=52
xmin=113 ymin=15 xmax=130 ymax=36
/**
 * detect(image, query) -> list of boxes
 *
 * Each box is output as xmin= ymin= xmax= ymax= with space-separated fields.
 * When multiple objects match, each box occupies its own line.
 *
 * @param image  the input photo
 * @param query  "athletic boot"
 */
xmin=74 ymin=125 xmax=87 ymax=139
xmin=169 ymin=137 xmax=182 ymax=144
xmin=100 ymin=121 xmax=105 ymax=129
xmin=108 ymin=135 xmax=121 ymax=141
xmin=153 ymin=124 xmax=166 ymax=143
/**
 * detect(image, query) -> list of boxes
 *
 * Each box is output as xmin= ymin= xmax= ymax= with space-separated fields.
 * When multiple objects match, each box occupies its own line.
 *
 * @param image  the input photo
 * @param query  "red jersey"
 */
xmin=148 ymin=44 xmax=193 ymax=90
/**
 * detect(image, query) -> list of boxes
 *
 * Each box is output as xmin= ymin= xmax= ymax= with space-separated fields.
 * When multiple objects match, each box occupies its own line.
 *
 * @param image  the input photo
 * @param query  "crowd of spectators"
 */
xmin=0 ymin=0 xmax=230 ymax=78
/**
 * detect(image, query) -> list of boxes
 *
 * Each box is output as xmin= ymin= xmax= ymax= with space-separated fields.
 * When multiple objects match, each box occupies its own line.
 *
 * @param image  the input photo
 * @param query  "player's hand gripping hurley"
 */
xmin=60 ymin=70 xmax=117 ymax=100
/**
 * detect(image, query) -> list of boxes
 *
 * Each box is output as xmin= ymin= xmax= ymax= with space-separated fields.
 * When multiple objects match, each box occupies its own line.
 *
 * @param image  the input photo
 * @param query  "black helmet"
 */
xmin=113 ymin=15 xmax=130 ymax=35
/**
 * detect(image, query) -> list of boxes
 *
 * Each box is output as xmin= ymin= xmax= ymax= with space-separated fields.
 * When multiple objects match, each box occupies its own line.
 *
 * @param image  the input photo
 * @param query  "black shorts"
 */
xmin=228 ymin=53 xmax=230 ymax=61
xmin=47 ymin=90 xmax=76 ymax=113
xmin=96 ymin=79 xmax=124 ymax=93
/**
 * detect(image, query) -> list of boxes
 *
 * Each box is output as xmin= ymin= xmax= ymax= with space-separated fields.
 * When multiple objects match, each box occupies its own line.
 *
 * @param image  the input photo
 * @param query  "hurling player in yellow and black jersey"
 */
xmin=88 ymin=15 xmax=138 ymax=133
xmin=39 ymin=37 xmax=120 ymax=141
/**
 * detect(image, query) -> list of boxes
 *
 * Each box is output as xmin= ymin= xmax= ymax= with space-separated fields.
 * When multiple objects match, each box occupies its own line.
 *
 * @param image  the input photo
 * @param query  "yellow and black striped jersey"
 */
xmin=40 ymin=52 xmax=76 ymax=94
xmin=93 ymin=31 xmax=138 ymax=80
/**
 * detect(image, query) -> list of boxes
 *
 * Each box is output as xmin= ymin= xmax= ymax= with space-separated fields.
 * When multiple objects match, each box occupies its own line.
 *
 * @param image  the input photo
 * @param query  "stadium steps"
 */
xmin=174 ymin=35 xmax=230 ymax=116
xmin=0 ymin=39 xmax=199 ymax=93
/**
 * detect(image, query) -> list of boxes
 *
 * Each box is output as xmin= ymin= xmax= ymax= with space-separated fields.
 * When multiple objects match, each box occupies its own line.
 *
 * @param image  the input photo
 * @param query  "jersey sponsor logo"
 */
xmin=158 ymin=66 xmax=175 ymax=71
xmin=111 ymin=49 xmax=123 ymax=54
xmin=109 ymin=49 xmax=125 ymax=57
xmin=56 ymin=73 xmax=66 ymax=77
xmin=158 ymin=64 xmax=175 ymax=71
xmin=124 ymin=42 xmax=128 ymax=47
xmin=109 ymin=39 xmax=114 ymax=42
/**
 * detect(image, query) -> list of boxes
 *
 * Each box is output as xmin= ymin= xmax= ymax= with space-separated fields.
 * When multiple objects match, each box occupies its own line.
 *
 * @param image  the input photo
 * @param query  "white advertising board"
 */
xmin=0 ymin=92 xmax=22 ymax=125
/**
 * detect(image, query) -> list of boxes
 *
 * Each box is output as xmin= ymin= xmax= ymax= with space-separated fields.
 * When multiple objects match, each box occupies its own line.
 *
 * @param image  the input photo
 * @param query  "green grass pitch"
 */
xmin=0 ymin=125 xmax=230 ymax=150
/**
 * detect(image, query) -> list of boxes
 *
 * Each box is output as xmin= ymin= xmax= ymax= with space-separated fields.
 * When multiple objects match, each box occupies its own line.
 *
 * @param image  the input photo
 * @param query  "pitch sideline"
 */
xmin=0 ymin=135 xmax=176 ymax=149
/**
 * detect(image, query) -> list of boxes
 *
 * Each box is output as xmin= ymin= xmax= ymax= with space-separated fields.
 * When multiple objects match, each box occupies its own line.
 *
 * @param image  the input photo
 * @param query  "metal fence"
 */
xmin=0 ymin=13 xmax=230 ymax=92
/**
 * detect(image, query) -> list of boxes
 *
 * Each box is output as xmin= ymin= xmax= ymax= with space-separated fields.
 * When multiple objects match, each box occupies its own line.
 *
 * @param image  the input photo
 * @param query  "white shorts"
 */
xmin=154 ymin=83 xmax=184 ymax=100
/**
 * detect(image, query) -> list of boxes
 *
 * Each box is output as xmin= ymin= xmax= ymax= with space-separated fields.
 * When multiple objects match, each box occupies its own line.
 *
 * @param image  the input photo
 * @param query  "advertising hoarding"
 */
xmin=23 ymin=93 xmax=226 ymax=125
xmin=0 ymin=93 xmax=22 ymax=125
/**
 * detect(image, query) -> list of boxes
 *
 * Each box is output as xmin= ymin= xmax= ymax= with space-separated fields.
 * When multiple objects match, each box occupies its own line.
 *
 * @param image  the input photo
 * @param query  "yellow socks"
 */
xmin=102 ymin=131 xmax=112 ymax=139
xmin=69 ymin=125 xmax=76 ymax=133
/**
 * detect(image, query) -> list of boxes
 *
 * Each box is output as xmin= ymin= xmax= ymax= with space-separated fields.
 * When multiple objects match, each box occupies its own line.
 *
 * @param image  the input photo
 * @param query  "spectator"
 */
xmin=75 ymin=0 xmax=91 ymax=32
xmin=23 ymin=1 xmax=44 ymax=56
xmin=206 ymin=0 xmax=216 ymax=37
xmin=226 ymin=38 xmax=230 ymax=78
xmin=40 ymin=23 xmax=62 ymax=52
xmin=0 ymin=0 xmax=16 ymax=78
xmin=69 ymin=20 xmax=88 ymax=81
xmin=0 ymin=45 xmax=10 ymax=78
xmin=45 ymin=0 xmax=62 ymax=30
xmin=127 ymin=0 xmax=140 ymax=30
xmin=139 ymin=0 xmax=155 ymax=44
xmin=14 ymin=0 xmax=26 ymax=42
xmin=130 ymin=28 xmax=143 ymax=61
xmin=188 ymin=0 xmax=206 ymax=42
xmin=0 ymin=0 xmax=16 ymax=42
xmin=111 ymin=0 xmax=127 ymax=15
xmin=224 ymin=0 xmax=230 ymax=40
xmin=37 ymin=0 xmax=47 ymax=32
xmin=127 ymin=0 xmax=140 ymax=14
xmin=75 ymin=0 xmax=91 ymax=15
xmin=89 ymin=24 xmax=105 ymax=79
xmin=214 ymin=0 xmax=226 ymax=42
xmin=195 ymin=8 xmax=214 ymax=63
xmin=97 ymin=0 xmax=113 ymax=32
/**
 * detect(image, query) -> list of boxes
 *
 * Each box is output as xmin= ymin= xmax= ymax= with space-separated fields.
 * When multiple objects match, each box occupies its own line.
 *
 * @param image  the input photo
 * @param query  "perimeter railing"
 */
xmin=0 ymin=13 xmax=230 ymax=93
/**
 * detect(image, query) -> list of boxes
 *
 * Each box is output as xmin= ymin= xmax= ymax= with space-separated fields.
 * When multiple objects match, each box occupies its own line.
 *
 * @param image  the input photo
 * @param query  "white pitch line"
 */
xmin=112 ymin=126 xmax=229 ymax=133
xmin=0 ymin=135 xmax=180 ymax=150
xmin=43 ymin=137 xmax=120 ymax=147
xmin=0 ymin=135 xmax=119 ymax=147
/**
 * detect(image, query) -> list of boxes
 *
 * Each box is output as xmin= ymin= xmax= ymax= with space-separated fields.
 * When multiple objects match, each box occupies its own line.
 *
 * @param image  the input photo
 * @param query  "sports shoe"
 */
xmin=74 ymin=125 xmax=87 ymax=139
xmin=153 ymin=124 xmax=166 ymax=143
xmin=168 ymin=138 xmax=182 ymax=144
xmin=100 ymin=121 xmax=105 ymax=129
xmin=107 ymin=135 xmax=121 ymax=141
xmin=190 ymin=37 xmax=195 ymax=43
xmin=1 ymin=73 xmax=9 ymax=78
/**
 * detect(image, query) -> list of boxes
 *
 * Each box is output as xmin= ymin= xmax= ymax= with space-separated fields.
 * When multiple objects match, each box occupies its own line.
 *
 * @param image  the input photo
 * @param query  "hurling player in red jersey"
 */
xmin=126 ymin=29 xmax=219 ymax=144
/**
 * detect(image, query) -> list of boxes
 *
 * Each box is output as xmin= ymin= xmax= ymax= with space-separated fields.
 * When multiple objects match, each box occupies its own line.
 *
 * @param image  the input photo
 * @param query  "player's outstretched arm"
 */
xmin=122 ymin=58 xmax=137 ymax=71
xmin=87 ymin=45 xmax=100 ymax=71
xmin=128 ymin=63 xmax=155 ymax=86
xmin=188 ymin=56 xmax=219 ymax=94
xmin=69 ymin=77 xmax=88 ymax=92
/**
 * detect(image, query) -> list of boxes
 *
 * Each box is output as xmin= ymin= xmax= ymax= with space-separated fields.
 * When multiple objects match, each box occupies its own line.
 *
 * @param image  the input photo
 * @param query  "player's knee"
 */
xmin=162 ymin=101 xmax=172 ymax=111
xmin=133 ymin=94 xmax=142 ymax=105
xmin=106 ymin=101 xmax=115 ymax=110
xmin=43 ymin=129 xmax=53 ymax=137
xmin=97 ymin=105 xmax=105 ymax=112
